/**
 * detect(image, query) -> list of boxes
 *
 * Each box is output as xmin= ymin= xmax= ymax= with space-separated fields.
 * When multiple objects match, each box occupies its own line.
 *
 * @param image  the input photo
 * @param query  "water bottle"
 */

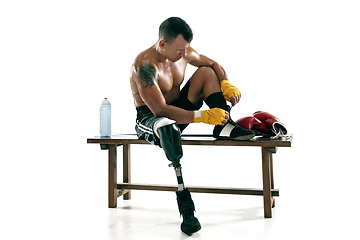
xmin=100 ymin=98 xmax=111 ymax=137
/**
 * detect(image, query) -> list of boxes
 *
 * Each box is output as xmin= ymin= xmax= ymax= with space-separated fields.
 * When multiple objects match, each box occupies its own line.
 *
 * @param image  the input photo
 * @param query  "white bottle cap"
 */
xmin=102 ymin=98 xmax=111 ymax=104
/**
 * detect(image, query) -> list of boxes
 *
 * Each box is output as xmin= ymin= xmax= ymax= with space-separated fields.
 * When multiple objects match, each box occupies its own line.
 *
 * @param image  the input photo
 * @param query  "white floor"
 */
xmin=2 ymin=140 xmax=359 ymax=240
xmin=6 ymin=189 xmax=358 ymax=240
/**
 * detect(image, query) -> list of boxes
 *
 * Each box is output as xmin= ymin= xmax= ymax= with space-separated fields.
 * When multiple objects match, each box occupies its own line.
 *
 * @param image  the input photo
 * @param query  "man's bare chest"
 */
xmin=157 ymin=62 xmax=187 ymax=93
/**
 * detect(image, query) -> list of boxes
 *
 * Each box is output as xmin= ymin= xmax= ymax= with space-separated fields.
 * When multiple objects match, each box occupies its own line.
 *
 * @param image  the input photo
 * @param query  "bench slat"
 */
xmin=87 ymin=134 xmax=292 ymax=148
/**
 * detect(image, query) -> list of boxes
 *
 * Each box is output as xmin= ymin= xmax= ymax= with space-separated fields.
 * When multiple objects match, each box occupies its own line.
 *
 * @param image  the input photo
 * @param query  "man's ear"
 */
xmin=159 ymin=40 xmax=166 ymax=49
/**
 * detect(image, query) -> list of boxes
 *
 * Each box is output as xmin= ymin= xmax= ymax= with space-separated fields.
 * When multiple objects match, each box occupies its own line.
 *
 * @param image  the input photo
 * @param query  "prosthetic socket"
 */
xmin=154 ymin=118 xmax=183 ymax=168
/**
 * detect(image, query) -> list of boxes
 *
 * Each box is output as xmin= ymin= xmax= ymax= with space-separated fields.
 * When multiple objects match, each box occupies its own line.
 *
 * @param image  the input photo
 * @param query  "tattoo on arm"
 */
xmin=137 ymin=63 xmax=158 ymax=88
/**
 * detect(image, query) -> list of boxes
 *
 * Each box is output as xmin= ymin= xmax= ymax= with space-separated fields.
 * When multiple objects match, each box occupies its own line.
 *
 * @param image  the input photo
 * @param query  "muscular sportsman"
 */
xmin=130 ymin=17 xmax=255 ymax=235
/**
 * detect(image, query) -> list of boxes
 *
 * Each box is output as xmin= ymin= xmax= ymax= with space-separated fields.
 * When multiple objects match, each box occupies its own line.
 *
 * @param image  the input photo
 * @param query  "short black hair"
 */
xmin=159 ymin=17 xmax=193 ymax=44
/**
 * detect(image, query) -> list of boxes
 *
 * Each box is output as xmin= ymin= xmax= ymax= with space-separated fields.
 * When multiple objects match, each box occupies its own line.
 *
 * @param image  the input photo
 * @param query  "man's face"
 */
xmin=163 ymin=35 xmax=190 ymax=62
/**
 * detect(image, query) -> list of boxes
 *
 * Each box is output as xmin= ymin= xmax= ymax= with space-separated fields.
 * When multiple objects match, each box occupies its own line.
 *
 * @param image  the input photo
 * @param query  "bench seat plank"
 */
xmin=87 ymin=133 xmax=292 ymax=148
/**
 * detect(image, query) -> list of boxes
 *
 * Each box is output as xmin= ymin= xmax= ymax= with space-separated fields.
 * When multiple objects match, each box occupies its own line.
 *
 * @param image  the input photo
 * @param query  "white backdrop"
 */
xmin=1 ymin=1 xmax=359 ymax=239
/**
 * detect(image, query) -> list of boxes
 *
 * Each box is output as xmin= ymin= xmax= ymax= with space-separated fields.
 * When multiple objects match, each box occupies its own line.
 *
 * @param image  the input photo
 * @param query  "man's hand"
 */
xmin=194 ymin=108 xmax=229 ymax=126
xmin=220 ymin=80 xmax=241 ymax=106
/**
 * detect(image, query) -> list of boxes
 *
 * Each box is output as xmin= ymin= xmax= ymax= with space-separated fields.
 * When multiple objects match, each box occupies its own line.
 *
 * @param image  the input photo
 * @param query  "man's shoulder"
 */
xmin=133 ymin=47 xmax=158 ymax=71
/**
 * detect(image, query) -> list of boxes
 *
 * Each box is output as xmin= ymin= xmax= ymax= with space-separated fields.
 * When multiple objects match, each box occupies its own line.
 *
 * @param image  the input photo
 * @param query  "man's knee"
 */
xmin=154 ymin=117 xmax=183 ymax=166
xmin=196 ymin=66 xmax=216 ymax=78
xmin=190 ymin=66 xmax=218 ymax=90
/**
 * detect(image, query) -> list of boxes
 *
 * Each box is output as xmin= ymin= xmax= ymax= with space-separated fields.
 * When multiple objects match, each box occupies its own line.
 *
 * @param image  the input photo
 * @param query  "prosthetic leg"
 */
xmin=154 ymin=118 xmax=201 ymax=236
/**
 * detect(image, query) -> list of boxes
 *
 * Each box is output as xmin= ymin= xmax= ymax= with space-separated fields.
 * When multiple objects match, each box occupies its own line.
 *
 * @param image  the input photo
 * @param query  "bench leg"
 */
xmin=269 ymin=149 xmax=275 ymax=208
xmin=123 ymin=144 xmax=131 ymax=200
xmin=108 ymin=144 xmax=117 ymax=208
xmin=261 ymin=147 xmax=273 ymax=218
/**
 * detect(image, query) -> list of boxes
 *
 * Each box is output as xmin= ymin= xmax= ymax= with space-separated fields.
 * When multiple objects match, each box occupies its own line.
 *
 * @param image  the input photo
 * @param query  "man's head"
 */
xmin=158 ymin=17 xmax=193 ymax=62
xmin=159 ymin=17 xmax=193 ymax=44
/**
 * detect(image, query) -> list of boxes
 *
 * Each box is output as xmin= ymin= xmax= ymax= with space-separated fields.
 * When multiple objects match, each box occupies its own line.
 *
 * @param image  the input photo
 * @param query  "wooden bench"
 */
xmin=87 ymin=134 xmax=292 ymax=218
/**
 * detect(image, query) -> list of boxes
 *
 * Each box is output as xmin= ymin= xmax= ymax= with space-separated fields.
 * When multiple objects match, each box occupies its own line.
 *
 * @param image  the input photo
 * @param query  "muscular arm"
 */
xmin=186 ymin=47 xmax=240 ymax=106
xmin=187 ymin=47 xmax=228 ymax=82
xmin=136 ymin=63 xmax=194 ymax=124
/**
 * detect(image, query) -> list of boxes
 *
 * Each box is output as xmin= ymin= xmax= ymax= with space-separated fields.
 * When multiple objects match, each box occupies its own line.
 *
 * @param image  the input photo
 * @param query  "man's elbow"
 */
xmin=151 ymin=105 xmax=168 ymax=117
xmin=153 ymin=110 xmax=164 ymax=117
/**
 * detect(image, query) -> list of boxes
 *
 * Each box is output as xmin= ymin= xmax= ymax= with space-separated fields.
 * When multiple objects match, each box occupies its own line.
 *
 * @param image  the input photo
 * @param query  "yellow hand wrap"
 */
xmin=220 ymin=80 xmax=241 ymax=102
xmin=193 ymin=108 xmax=226 ymax=125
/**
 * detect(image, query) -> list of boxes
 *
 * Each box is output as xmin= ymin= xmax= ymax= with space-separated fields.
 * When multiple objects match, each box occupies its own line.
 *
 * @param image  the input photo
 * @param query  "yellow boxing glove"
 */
xmin=194 ymin=108 xmax=226 ymax=125
xmin=220 ymin=80 xmax=241 ymax=102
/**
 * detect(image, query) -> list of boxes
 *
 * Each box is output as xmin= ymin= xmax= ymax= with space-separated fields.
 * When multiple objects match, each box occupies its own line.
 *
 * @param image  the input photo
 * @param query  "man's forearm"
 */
xmin=153 ymin=104 xmax=194 ymax=124
xmin=212 ymin=61 xmax=228 ymax=83
xmin=155 ymin=104 xmax=228 ymax=126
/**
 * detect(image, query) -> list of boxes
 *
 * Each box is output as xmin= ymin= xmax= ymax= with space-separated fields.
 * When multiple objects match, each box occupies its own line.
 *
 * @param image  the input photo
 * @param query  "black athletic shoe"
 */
xmin=213 ymin=119 xmax=255 ymax=140
xmin=176 ymin=189 xmax=201 ymax=236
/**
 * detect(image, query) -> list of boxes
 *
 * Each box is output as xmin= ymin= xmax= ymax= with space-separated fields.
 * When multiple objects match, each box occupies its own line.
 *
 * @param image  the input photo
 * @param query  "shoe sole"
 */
xmin=181 ymin=225 xmax=201 ymax=236
xmin=216 ymin=133 xmax=255 ymax=141
xmin=232 ymin=133 xmax=255 ymax=141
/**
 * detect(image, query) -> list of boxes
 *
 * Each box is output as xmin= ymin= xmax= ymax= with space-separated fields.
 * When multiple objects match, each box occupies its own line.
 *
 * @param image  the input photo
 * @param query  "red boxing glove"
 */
xmin=253 ymin=111 xmax=287 ymax=135
xmin=236 ymin=116 xmax=273 ymax=135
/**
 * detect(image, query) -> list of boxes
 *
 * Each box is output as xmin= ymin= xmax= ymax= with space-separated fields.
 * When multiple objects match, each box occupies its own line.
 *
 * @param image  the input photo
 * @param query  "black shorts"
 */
xmin=135 ymin=80 xmax=203 ymax=145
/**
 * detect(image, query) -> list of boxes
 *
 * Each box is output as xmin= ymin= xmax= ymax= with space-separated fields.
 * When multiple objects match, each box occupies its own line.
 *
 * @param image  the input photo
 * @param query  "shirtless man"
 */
xmin=130 ymin=17 xmax=254 ymax=235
